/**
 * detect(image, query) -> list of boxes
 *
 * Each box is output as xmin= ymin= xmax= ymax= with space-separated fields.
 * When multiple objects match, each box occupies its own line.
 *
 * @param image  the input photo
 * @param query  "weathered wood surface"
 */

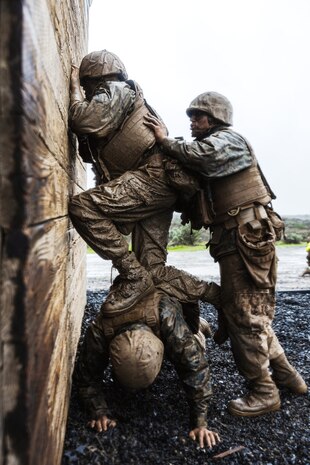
xmin=0 ymin=0 xmax=91 ymax=464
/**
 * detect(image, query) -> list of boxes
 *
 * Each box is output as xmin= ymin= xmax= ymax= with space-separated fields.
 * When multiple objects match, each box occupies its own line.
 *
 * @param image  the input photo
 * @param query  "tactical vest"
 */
xmin=97 ymin=87 xmax=156 ymax=180
xmin=210 ymin=160 xmax=272 ymax=217
xmin=100 ymin=291 xmax=162 ymax=340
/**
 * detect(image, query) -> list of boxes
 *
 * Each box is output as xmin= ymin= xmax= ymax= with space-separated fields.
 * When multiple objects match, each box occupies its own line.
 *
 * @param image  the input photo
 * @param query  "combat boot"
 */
xmin=102 ymin=252 xmax=154 ymax=315
xmin=270 ymin=354 xmax=308 ymax=394
xmin=228 ymin=377 xmax=281 ymax=417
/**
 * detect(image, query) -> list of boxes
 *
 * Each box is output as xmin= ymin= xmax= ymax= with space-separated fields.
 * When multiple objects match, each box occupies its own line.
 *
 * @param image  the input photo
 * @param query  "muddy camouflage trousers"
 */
xmin=219 ymin=253 xmax=284 ymax=382
xmin=210 ymin=223 xmax=285 ymax=384
xmin=76 ymin=294 xmax=212 ymax=428
xmin=69 ymin=163 xmax=207 ymax=303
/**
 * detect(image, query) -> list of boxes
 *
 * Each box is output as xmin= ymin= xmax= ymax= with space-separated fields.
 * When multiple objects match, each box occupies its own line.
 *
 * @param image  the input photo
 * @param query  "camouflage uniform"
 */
xmin=159 ymin=112 xmax=307 ymax=414
xmin=76 ymin=293 xmax=212 ymax=429
xmin=69 ymin=78 xmax=218 ymax=308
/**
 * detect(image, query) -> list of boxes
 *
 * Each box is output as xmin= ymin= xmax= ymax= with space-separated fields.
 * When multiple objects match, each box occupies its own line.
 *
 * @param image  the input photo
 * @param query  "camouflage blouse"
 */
xmin=161 ymin=127 xmax=253 ymax=179
xmin=69 ymin=80 xmax=135 ymax=138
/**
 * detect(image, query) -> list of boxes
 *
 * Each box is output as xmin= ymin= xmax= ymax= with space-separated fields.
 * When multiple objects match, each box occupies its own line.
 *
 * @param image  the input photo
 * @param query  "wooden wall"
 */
xmin=0 ymin=1 xmax=91 ymax=464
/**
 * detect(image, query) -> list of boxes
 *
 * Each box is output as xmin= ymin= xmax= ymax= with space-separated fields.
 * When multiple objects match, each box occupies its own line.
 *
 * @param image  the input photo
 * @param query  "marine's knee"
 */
xmin=68 ymin=190 xmax=92 ymax=220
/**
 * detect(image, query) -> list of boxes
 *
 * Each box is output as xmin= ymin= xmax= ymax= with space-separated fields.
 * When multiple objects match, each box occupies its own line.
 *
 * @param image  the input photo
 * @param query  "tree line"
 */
xmin=168 ymin=214 xmax=310 ymax=247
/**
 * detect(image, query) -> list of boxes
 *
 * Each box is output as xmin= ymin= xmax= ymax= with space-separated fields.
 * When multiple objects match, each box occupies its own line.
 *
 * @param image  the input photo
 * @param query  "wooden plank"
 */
xmin=26 ymin=236 xmax=86 ymax=465
xmin=23 ymin=219 xmax=86 ymax=465
xmin=22 ymin=118 xmax=85 ymax=225
xmin=22 ymin=5 xmax=84 ymax=180
xmin=23 ymin=0 xmax=70 ymax=128
xmin=0 ymin=0 xmax=90 ymax=464
xmin=23 ymin=218 xmax=82 ymax=387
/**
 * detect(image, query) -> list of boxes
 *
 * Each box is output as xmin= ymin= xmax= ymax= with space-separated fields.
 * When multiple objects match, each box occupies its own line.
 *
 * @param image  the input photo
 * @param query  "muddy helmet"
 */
xmin=109 ymin=325 xmax=164 ymax=390
xmin=79 ymin=49 xmax=128 ymax=82
xmin=186 ymin=91 xmax=233 ymax=125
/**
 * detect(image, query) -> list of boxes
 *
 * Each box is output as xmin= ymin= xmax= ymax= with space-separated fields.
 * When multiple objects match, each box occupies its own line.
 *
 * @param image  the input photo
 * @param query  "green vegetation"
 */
xmin=168 ymin=214 xmax=210 ymax=247
xmin=282 ymin=215 xmax=310 ymax=244
xmin=167 ymin=214 xmax=310 ymax=247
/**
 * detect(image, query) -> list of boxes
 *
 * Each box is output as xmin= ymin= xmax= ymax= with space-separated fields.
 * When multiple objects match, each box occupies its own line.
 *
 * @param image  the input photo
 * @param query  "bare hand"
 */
xmin=71 ymin=65 xmax=80 ymax=81
xmin=70 ymin=65 xmax=84 ymax=101
xmin=144 ymin=114 xmax=168 ymax=143
xmin=87 ymin=415 xmax=117 ymax=433
xmin=189 ymin=427 xmax=220 ymax=449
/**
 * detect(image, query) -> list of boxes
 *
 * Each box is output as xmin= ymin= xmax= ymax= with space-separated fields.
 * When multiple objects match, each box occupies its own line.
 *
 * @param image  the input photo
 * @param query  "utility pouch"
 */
xmin=236 ymin=219 xmax=277 ymax=288
xmin=164 ymin=159 xmax=200 ymax=196
xmin=182 ymin=189 xmax=215 ymax=230
xmin=265 ymin=206 xmax=285 ymax=241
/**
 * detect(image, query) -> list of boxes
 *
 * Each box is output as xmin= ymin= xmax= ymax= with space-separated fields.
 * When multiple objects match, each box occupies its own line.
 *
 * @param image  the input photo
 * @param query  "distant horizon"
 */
xmin=279 ymin=213 xmax=310 ymax=218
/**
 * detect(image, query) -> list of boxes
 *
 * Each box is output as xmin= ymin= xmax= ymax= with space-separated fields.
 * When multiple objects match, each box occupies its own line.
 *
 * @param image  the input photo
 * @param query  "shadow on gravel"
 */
xmin=62 ymin=291 xmax=310 ymax=465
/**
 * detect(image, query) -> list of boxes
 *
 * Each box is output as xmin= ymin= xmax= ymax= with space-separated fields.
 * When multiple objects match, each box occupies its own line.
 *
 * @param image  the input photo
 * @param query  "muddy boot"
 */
xmin=270 ymin=354 xmax=308 ymax=394
xmin=102 ymin=253 xmax=154 ymax=315
xmin=228 ymin=377 xmax=281 ymax=417
xmin=213 ymin=308 xmax=229 ymax=345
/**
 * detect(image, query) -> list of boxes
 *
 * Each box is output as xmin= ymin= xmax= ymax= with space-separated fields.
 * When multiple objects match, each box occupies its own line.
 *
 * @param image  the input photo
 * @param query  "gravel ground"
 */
xmin=62 ymin=290 xmax=310 ymax=465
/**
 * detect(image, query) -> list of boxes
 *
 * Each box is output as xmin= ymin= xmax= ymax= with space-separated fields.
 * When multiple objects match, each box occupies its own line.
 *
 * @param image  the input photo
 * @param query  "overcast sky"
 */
xmin=87 ymin=0 xmax=310 ymax=216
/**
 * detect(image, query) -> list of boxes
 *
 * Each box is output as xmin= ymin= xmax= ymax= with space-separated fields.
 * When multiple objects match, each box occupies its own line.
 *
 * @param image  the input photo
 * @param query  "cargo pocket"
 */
xmin=236 ymin=219 xmax=277 ymax=288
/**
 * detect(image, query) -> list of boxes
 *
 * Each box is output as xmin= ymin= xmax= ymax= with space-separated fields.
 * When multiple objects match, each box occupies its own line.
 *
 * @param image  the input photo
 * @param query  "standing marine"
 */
xmin=145 ymin=91 xmax=308 ymax=417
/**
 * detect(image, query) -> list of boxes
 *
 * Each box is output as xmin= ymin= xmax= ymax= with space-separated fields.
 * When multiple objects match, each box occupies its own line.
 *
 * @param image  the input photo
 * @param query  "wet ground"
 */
xmin=62 ymin=247 xmax=310 ymax=465
xmin=87 ymin=245 xmax=310 ymax=292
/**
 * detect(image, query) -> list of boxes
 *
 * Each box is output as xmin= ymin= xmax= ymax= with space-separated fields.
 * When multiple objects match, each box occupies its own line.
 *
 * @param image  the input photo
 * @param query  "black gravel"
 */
xmin=62 ymin=291 xmax=310 ymax=465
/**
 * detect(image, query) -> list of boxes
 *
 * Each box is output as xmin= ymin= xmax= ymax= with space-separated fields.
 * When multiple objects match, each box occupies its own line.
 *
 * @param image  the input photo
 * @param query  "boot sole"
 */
xmin=228 ymin=400 xmax=281 ymax=417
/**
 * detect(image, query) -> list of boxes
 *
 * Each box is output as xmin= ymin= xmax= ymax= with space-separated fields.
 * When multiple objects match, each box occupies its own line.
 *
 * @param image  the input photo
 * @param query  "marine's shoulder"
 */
xmin=206 ymin=127 xmax=249 ymax=147
xmin=93 ymin=80 xmax=133 ymax=97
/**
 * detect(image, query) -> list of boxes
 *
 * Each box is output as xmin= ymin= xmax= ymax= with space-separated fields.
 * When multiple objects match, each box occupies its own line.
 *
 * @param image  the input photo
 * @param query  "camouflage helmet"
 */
xmin=186 ymin=91 xmax=233 ymax=125
xmin=109 ymin=325 xmax=164 ymax=390
xmin=79 ymin=49 xmax=128 ymax=82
